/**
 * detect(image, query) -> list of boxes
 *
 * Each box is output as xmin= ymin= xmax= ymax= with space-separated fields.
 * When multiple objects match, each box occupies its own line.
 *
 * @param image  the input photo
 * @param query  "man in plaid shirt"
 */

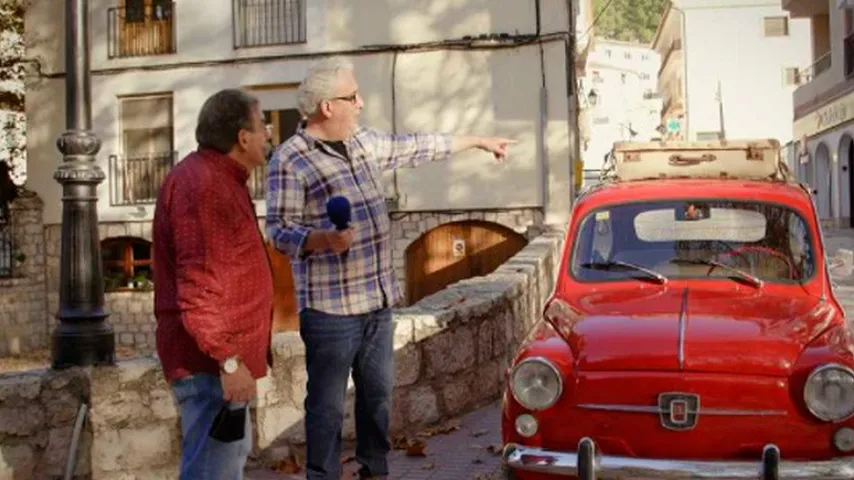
xmin=266 ymin=57 xmax=514 ymax=480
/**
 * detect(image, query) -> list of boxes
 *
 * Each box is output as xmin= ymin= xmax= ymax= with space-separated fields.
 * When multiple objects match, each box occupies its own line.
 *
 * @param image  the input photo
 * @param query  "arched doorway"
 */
xmin=405 ymin=220 xmax=528 ymax=305
xmin=840 ymin=134 xmax=854 ymax=227
xmin=814 ymin=142 xmax=832 ymax=219
xmin=265 ymin=242 xmax=299 ymax=332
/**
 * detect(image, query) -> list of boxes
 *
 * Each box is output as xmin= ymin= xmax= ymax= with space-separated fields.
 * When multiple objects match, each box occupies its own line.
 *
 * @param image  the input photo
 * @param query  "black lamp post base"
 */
xmin=51 ymin=322 xmax=115 ymax=369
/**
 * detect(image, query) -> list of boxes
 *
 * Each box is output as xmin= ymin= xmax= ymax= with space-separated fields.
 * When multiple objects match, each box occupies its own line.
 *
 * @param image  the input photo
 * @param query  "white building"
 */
xmin=652 ymin=0 xmax=812 ymax=144
xmin=4 ymin=0 xmax=594 ymax=354
xmin=785 ymin=0 xmax=854 ymax=226
xmin=580 ymin=38 xmax=662 ymax=182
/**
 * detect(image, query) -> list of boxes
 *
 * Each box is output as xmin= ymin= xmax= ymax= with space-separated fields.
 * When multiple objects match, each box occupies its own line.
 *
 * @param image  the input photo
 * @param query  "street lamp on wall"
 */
xmin=51 ymin=0 xmax=115 ymax=368
xmin=587 ymin=89 xmax=599 ymax=107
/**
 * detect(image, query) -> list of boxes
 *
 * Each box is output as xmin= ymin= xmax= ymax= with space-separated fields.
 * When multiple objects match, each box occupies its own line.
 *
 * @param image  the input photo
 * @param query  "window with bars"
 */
xmin=233 ymin=0 xmax=306 ymax=48
xmin=764 ymin=16 xmax=789 ymax=37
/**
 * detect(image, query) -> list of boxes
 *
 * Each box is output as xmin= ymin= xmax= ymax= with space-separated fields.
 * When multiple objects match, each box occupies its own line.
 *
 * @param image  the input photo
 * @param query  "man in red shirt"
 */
xmin=153 ymin=89 xmax=274 ymax=479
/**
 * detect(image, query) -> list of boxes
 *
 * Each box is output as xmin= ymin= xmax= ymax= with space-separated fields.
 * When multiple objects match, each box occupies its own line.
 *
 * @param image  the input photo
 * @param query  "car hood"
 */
xmin=559 ymin=286 xmax=835 ymax=376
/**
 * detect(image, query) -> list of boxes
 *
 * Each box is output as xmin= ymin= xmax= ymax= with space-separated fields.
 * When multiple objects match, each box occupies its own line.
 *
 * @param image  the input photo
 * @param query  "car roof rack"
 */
xmin=595 ymin=138 xmax=795 ymax=185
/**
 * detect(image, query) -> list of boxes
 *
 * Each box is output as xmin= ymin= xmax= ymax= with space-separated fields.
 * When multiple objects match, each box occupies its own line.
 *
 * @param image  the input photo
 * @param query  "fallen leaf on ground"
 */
xmin=472 ymin=457 xmax=484 ymax=464
xmin=472 ymin=474 xmax=491 ymax=480
xmin=418 ymin=418 xmax=462 ymax=437
xmin=405 ymin=438 xmax=428 ymax=457
xmin=422 ymin=462 xmax=435 ymax=469
xmin=392 ymin=435 xmax=409 ymax=450
xmin=470 ymin=428 xmax=489 ymax=437
xmin=273 ymin=456 xmax=302 ymax=474
xmin=486 ymin=444 xmax=503 ymax=455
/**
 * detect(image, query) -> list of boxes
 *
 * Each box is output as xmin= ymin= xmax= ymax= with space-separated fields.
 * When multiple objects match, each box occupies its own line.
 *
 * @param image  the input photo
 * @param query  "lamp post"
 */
xmin=51 ymin=0 xmax=115 ymax=369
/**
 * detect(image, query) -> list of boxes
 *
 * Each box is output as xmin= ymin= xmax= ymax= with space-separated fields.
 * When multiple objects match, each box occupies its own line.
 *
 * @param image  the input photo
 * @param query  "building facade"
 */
xmin=2 ymin=0 xmax=593 ymax=355
xmin=652 ymin=0 xmax=811 ymax=144
xmin=786 ymin=0 xmax=854 ymax=225
xmin=580 ymin=38 xmax=662 ymax=183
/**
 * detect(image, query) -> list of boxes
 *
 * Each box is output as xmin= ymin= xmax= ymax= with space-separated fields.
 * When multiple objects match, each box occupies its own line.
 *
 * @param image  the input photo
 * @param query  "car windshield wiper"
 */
xmin=669 ymin=258 xmax=763 ymax=288
xmin=580 ymin=260 xmax=668 ymax=284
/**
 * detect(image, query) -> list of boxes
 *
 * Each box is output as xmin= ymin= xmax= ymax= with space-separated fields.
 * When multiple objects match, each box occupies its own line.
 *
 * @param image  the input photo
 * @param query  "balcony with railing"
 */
xmin=233 ymin=0 xmax=306 ymax=48
xmin=107 ymin=2 xmax=176 ymax=59
xmin=108 ymin=152 xmax=177 ymax=206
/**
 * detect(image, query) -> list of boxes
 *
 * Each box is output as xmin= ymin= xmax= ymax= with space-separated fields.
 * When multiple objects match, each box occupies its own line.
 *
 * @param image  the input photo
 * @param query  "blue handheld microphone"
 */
xmin=326 ymin=196 xmax=351 ymax=256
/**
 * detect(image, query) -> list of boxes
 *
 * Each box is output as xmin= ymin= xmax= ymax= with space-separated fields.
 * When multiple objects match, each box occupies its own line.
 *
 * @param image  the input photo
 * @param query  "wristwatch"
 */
xmin=222 ymin=356 xmax=240 ymax=374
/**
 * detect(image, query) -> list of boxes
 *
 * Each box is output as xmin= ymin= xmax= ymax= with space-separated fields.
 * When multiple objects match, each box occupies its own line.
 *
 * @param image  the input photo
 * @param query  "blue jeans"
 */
xmin=300 ymin=307 xmax=394 ymax=480
xmin=171 ymin=373 xmax=252 ymax=480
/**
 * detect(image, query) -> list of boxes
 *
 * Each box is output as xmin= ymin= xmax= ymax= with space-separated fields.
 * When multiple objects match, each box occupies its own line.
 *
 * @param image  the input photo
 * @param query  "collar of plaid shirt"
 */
xmin=266 ymin=124 xmax=452 ymax=316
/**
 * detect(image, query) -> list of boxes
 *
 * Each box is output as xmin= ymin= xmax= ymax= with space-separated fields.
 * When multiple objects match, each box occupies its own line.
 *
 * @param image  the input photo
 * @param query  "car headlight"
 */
xmin=510 ymin=357 xmax=563 ymax=410
xmin=804 ymin=364 xmax=854 ymax=422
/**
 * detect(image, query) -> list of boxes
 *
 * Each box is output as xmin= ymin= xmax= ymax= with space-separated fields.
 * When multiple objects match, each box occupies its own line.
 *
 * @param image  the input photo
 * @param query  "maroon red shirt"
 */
xmin=153 ymin=148 xmax=274 ymax=382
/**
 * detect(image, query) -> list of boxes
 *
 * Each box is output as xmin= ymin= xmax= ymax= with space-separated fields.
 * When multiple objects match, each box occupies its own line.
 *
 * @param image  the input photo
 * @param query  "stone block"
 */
xmin=406 ymin=385 xmax=439 ymax=426
xmin=0 ymin=406 xmax=43 ymax=436
xmin=0 ymin=444 xmax=34 ymax=480
xmin=43 ymin=426 xmax=91 ymax=477
xmin=149 ymin=389 xmax=178 ymax=420
xmin=394 ymin=343 xmax=421 ymax=387
xmin=477 ymin=321 xmax=494 ymax=364
xmin=0 ymin=373 xmax=41 ymax=402
xmin=92 ymin=425 xmax=176 ymax=472
xmin=89 ymin=391 xmax=150 ymax=430
xmin=423 ymin=326 xmax=475 ymax=378
xmin=254 ymin=403 xmax=304 ymax=450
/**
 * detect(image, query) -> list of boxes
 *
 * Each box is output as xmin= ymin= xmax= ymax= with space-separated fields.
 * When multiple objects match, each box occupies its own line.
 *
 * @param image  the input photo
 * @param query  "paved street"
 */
xmin=246 ymin=400 xmax=505 ymax=479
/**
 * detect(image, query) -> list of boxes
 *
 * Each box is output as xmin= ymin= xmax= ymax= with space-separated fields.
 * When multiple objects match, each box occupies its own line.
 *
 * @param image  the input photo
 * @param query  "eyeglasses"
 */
xmin=329 ymin=92 xmax=359 ymax=104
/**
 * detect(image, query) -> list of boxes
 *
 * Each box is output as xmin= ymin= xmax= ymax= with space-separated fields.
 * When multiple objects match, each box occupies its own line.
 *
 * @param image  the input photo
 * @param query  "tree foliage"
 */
xmin=0 ymin=0 xmax=25 ymax=186
xmin=592 ymin=0 xmax=669 ymax=44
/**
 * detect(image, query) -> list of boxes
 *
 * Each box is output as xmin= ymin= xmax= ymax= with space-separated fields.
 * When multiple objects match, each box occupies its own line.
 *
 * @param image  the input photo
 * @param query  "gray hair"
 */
xmin=195 ymin=89 xmax=260 ymax=154
xmin=297 ymin=57 xmax=354 ymax=117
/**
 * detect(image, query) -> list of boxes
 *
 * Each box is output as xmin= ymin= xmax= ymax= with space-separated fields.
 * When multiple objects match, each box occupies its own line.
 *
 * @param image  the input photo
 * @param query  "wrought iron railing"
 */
xmin=233 ymin=0 xmax=306 ymax=48
xmin=107 ymin=2 xmax=177 ymax=59
xmin=797 ymin=51 xmax=832 ymax=85
xmin=108 ymin=151 xmax=176 ymax=206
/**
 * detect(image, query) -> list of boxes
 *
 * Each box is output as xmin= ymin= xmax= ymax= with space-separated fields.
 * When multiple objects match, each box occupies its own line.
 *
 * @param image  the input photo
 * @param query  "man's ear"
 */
xmin=237 ymin=129 xmax=250 ymax=151
xmin=318 ymin=100 xmax=333 ymax=119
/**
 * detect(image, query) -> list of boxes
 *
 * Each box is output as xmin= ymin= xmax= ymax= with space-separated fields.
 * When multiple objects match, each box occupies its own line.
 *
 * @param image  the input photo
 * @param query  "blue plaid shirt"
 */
xmin=266 ymin=125 xmax=452 ymax=316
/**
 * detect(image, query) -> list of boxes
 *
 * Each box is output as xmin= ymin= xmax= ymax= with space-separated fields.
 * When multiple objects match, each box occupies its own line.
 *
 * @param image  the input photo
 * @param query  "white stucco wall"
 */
xmin=679 ymin=0 xmax=812 ymax=143
xmin=25 ymin=0 xmax=575 ymax=225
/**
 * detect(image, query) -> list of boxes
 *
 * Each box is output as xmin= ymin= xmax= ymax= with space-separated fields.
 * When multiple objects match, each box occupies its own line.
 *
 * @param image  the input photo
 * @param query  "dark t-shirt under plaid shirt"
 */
xmin=265 ymin=125 xmax=452 ymax=316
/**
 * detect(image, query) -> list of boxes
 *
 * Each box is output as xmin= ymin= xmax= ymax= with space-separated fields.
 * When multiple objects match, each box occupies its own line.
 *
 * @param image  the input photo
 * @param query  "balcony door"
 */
xmin=119 ymin=0 xmax=174 ymax=57
xmin=119 ymin=95 xmax=174 ymax=204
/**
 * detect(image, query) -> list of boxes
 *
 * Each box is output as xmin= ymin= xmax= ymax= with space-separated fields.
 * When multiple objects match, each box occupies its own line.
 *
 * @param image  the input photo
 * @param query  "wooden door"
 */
xmin=405 ymin=221 xmax=528 ymax=305
xmin=265 ymin=242 xmax=299 ymax=332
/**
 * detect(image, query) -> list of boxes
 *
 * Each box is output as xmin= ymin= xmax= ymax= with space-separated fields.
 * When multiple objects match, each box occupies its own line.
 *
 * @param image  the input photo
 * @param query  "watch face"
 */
xmin=225 ymin=358 xmax=238 ymax=373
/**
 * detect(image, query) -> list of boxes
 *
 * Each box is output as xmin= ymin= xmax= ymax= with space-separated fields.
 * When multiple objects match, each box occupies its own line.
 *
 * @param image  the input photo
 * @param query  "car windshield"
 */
xmin=569 ymin=200 xmax=817 ymax=284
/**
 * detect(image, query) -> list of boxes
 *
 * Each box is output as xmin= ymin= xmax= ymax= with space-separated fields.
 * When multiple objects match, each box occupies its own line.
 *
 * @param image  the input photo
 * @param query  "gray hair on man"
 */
xmin=296 ymin=57 xmax=354 ymax=118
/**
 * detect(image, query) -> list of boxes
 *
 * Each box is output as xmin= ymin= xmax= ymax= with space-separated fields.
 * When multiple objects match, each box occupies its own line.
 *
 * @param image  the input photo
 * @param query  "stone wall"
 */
xmin=0 ymin=227 xmax=564 ymax=479
xmin=41 ymin=207 xmax=544 ymax=353
xmin=0 ymin=190 xmax=46 ymax=356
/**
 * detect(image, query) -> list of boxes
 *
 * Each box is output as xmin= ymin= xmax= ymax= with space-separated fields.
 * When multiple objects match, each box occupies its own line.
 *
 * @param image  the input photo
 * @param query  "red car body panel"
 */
xmin=501 ymin=178 xmax=854 ymax=479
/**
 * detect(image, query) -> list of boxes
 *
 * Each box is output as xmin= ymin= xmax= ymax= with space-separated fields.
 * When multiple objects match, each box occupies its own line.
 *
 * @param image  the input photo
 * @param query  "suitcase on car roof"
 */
xmin=602 ymin=138 xmax=792 ymax=183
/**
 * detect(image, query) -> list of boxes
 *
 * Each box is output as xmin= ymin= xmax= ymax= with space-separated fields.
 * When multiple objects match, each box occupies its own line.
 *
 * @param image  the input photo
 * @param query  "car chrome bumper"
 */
xmin=502 ymin=439 xmax=854 ymax=479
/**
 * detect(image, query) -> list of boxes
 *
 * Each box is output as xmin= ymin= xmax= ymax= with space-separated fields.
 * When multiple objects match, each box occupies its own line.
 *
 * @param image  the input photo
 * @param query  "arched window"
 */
xmin=102 ymin=236 xmax=152 ymax=292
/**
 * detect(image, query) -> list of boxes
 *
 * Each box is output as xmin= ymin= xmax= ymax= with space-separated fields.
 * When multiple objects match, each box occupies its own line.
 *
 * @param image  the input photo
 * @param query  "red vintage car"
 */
xmin=501 ymin=140 xmax=854 ymax=479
